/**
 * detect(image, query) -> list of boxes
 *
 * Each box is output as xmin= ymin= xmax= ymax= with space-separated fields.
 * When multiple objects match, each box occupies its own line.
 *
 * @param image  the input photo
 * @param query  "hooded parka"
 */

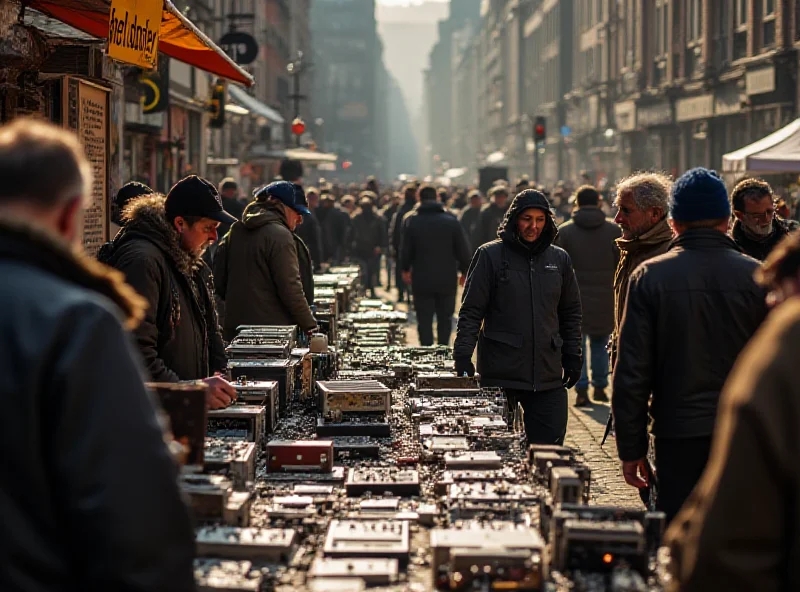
xmin=454 ymin=190 xmax=583 ymax=391
xmin=99 ymin=195 xmax=226 ymax=382
xmin=214 ymin=199 xmax=317 ymax=338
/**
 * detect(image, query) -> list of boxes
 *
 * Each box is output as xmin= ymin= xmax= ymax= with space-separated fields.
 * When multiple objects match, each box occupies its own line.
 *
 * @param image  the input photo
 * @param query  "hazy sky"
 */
xmin=377 ymin=0 xmax=447 ymax=5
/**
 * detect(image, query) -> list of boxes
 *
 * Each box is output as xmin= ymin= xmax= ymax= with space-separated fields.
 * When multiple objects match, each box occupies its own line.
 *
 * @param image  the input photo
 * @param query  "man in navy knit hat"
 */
xmin=611 ymin=167 xmax=768 ymax=523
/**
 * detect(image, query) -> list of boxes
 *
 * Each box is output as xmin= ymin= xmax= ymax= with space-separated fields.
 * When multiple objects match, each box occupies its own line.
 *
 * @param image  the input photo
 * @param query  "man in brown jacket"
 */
xmin=214 ymin=180 xmax=317 ymax=341
xmin=611 ymin=172 xmax=674 ymax=365
xmin=666 ymin=231 xmax=800 ymax=591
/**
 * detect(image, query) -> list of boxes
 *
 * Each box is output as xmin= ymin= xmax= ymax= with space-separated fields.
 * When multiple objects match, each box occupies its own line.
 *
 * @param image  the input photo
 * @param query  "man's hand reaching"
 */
xmin=203 ymin=374 xmax=236 ymax=409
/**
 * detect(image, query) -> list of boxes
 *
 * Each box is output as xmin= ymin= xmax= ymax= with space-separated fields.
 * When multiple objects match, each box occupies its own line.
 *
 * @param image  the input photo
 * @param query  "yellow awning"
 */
xmin=30 ymin=0 xmax=255 ymax=86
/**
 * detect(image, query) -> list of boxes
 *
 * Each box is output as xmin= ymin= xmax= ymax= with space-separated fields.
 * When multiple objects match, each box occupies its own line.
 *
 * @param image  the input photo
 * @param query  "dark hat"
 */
xmin=254 ymin=180 xmax=311 ymax=215
xmin=219 ymin=177 xmax=238 ymax=192
xmin=115 ymin=181 xmax=152 ymax=211
xmin=293 ymin=183 xmax=311 ymax=214
xmin=670 ymin=167 xmax=730 ymax=222
xmin=165 ymin=175 xmax=236 ymax=224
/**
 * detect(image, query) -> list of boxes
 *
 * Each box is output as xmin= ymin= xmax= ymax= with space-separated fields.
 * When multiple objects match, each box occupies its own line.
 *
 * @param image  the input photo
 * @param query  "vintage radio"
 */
xmin=232 ymin=379 xmax=278 ymax=433
xmin=443 ymin=451 xmax=503 ymax=470
xmin=552 ymin=519 xmax=647 ymax=575
xmin=204 ymin=439 xmax=256 ymax=488
xmin=448 ymin=548 xmax=544 ymax=591
xmin=323 ymin=519 xmax=410 ymax=563
xmin=430 ymin=526 xmax=545 ymax=584
xmin=310 ymin=558 xmax=399 ymax=586
xmin=267 ymin=439 xmax=334 ymax=473
xmin=330 ymin=437 xmax=381 ymax=459
xmin=207 ymin=405 xmax=266 ymax=450
xmin=195 ymin=526 xmax=297 ymax=562
xmin=345 ymin=468 xmax=421 ymax=497
xmin=317 ymin=380 xmax=391 ymax=415
xmin=553 ymin=505 xmax=666 ymax=553
xmin=149 ymin=382 xmax=207 ymax=466
xmin=228 ymin=359 xmax=295 ymax=410
xmin=225 ymin=338 xmax=291 ymax=360
xmin=235 ymin=325 xmax=297 ymax=348
xmin=297 ymin=352 xmax=338 ymax=401
xmin=180 ymin=473 xmax=232 ymax=520
xmin=194 ymin=559 xmax=263 ymax=592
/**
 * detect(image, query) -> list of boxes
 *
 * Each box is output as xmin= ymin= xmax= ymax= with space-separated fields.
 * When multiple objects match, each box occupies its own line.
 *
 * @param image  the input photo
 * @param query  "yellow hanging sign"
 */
xmin=107 ymin=0 xmax=162 ymax=69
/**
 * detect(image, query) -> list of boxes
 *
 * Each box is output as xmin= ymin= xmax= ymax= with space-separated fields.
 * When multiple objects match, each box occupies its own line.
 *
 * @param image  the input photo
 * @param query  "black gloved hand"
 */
xmin=455 ymin=357 xmax=476 ymax=377
xmin=562 ymin=354 xmax=582 ymax=389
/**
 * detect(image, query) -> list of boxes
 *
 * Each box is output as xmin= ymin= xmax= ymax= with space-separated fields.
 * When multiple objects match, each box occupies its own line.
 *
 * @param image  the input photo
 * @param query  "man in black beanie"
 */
xmin=612 ymin=167 xmax=768 ymax=523
xmin=454 ymin=189 xmax=583 ymax=445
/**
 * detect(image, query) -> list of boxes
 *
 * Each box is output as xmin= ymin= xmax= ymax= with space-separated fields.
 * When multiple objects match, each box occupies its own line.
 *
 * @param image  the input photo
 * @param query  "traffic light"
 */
xmin=208 ymin=79 xmax=226 ymax=129
xmin=534 ymin=116 xmax=546 ymax=143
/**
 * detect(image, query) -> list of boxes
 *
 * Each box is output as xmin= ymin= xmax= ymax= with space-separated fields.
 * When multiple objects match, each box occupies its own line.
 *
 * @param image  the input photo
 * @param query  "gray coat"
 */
xmin=555 ymin=207 xmax=621 ymax=336
xmin=454 ymin=191 xmax=583 ymax=391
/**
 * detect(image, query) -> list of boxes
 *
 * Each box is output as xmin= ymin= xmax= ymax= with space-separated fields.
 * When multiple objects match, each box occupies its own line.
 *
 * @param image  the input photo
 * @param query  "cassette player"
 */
xmin=317 ymin=380 xmax=391 ymax=415
xmin=345 ymin=468 xmax=421 ymax=497
xmin=267 ymin=439 xmax=334 ymax=473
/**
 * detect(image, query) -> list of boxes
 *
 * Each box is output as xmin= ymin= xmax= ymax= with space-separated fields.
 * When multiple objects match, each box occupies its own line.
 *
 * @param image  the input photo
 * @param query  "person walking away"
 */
xmin=400 ymin=184 xmax=471 ymax=345
xmin=474 ymin=184 xmax=510 ymax=247
xmin=381 ymin=191 xmax=401 ymax=289
xmin=459 ymin=189 xmax=484 ymax=252
xmin=454 ymin=189 xmax=583 ymax=445
xmin=316 ymin=191 xmax=351 ymax=265
xmin=612 ymin=168 xmax=768 ymax=524
xmin=213 ymin=181 xmax=317 ymax=341
xmin=611 ymin=172 xmax=675 ymax=367
xmin=110 ymin=180 xmax=152 ymax=236
xmin=666 ymin=231 xmax=800 ymax=591
xmin=350 ymin=191 xmax=387 ymax=297
xmin=730 ymin=177 xmax=793 ymax=261
xmin=296 ymin=185 xmax=324 ymax=272
xmin=389 ymin=184 xmax=417 ymax=303
xmin=556 ymin=185 xmax=621 ymax=405
xmin=100 ymin=175 xmax=236 ymax=410
xmin=292 ymin=183 xmax=315 ymax=305
xmin=0 ymin=118 xmax=195 ymax=591
xmin=218 ymin=177 xmax=246 ymax=237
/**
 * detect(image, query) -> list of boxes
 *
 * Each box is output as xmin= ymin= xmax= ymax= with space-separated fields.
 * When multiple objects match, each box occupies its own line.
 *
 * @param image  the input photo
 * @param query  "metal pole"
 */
xmin=293 ymin=70 xmax=301 ymax=147
xmin=533 ymin=143 xmax=540 ymax=184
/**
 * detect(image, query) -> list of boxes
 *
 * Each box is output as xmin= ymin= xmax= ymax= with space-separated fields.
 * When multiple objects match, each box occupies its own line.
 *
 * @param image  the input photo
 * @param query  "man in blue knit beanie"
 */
xmin=612 ymin=167 xmax=768 ymax=523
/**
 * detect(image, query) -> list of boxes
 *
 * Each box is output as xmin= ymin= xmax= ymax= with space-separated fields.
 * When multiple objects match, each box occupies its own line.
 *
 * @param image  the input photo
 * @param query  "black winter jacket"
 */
xmin=474 ymin=201 xmax=509 ymax=248
xmin=389 ymin=198 xmax=417 ymax=258
xmin=555 ymin=207 xmax=621 ymax=336
xmin=612 ymin=229 xmax=768 ymax=461
xmin=0 ymin=220 xmax=195 ymax=592
xmin=399 ymin=201 xmax=471 ymax=295
xmin=317 ymin=204 xmax=351 ymax=263
xmin=350 ymin=208 xmax=387 ymax=259
xmin=454 ymin=191 xmax=583 ymax=391
xmin=459 ymin=205 xmax=483 ymax=251
xmin=99 ymin=195 xmax=226 ymax=381
xmin=296 ymin=211 xmax=323 ymax=271
xmin=731 ymin=217 xmax=792 ymax=261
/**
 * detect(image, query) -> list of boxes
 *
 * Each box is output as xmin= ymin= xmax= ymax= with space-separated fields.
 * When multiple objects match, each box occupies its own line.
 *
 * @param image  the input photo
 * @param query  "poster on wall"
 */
xmin=64 ymin=77 xmax=110 ymax=257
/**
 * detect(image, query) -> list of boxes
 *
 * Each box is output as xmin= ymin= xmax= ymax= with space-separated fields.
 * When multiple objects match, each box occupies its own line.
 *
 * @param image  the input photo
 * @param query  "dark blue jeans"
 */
xmin=577 ymin=333 xmax=610 ymax=389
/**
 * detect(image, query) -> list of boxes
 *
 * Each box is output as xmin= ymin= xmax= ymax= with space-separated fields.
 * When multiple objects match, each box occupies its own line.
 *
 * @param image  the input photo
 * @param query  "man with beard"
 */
xmin=349 ymin=191 xmax=386 ymax=297
xmin=454 ymin=189 xmax=582 ymax=445
xmin=731 ymin=178 xmax=792 ymax=261
xmin=214 ymin=181 xmax=317 ymax=341
xmin=611 ymin=173 xmax=674 ymax=367
xmin=100 ymin=175 xmax=235 ymax=409
xmin=0 ymin=118 xmax=195 ymax=592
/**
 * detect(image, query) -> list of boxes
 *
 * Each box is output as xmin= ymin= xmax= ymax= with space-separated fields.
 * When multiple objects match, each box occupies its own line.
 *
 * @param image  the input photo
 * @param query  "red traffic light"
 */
xmin=342 ymin=160 xmax=352 ymax=170
xmin=535 ymin=124 xmax=545 ymax=136
xmin=291 ymin=117 xmax=306 ymax=136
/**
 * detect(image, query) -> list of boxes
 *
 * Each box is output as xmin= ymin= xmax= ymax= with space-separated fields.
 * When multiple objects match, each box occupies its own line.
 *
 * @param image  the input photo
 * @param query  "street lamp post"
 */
xmin=287 ymin=52 xmax=307 ymax=147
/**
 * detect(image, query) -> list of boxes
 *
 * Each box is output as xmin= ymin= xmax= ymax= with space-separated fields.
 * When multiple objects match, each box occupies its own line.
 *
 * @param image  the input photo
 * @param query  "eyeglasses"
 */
xmin=741 ymin=209 xmax=775 ymax=223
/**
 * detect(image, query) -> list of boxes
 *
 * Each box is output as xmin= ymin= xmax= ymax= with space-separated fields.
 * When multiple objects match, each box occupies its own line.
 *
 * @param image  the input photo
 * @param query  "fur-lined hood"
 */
xmin=103 ymin=194 xmax=200 ymax=276
xmin=0 ymin=218 xmax=146 ymax=329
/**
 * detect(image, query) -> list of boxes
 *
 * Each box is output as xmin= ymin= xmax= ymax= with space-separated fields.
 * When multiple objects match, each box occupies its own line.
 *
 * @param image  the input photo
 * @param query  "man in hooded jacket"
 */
xmin=213 ymin=181 xmax=317 ymax=341
xmin=454 ymin=189 xmax=583 ymax=445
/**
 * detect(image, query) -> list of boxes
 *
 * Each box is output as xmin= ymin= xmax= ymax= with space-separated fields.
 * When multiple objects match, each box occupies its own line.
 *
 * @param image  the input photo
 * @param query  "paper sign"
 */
xmin=107 ymin=0 xmax=162 ymax=69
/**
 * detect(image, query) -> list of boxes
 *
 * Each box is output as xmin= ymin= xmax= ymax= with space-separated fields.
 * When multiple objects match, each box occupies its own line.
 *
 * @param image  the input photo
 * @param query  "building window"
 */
xmin=733 ymin=0 xmax=747 ymax=60
xmin=654 ymin=0 xmax=669 ymax=85
xmin=763 ymin=0 xmax=776 ymax=48
xmin=687 ymin=0 xmax=703 ymax=42
xmin=714 ymin=0 xmax=731 ymax=69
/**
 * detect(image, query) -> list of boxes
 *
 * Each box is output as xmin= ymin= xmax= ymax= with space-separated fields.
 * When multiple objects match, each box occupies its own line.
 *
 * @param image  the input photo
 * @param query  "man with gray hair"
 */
xmin=0 ymin=118 xmax=195 ymax=590
xmin=611 ymin=172 xmax=674 ymax=365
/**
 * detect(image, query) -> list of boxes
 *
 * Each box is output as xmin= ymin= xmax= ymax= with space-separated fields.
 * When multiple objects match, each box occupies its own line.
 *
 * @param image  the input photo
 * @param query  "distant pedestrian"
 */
xmin=459 ymin=189 xmax=483 ymax=251
xmin=401 ymin=184 xmax=471 ymax=345
xmin=474 ymin=184 xmax=510 ymax=247
xmin=454 ymin=189 xmax=582 ymax=445
xmin=217 ymin=177 xmax=245 ymax=238
xmin=730 ymin=178 xmax=792 ymax=261
xmin=350 ymin=191 xmax=387 ymax=297
xmin=317 ymin=191 xmax=351 ymax=265
xmin=389 ymin=184 xmax=417 ymax=302
xmin=556 ymin=185 xmax=621 ymax=405
xmin=612 ymin=168 xmax=768 ymax=524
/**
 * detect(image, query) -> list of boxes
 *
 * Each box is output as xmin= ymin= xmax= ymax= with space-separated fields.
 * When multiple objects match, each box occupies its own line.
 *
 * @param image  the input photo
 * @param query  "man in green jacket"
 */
xmin=214 ymin=181 xmax=317 ymax=341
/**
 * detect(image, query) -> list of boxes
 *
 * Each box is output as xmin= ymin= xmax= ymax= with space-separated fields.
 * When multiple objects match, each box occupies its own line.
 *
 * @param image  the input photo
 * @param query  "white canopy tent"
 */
xmin=722 ymin=118 xmax=800 ymax=175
